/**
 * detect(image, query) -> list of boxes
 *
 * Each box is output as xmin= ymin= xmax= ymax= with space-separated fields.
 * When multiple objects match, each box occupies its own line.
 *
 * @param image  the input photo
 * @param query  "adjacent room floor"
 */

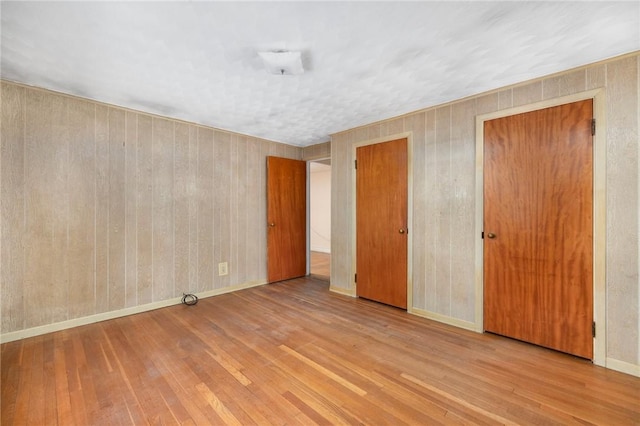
xmin=2 ymin=277 xmax=639 ymax=425
xmin=310 ymin=251 xmax=330 ymax=280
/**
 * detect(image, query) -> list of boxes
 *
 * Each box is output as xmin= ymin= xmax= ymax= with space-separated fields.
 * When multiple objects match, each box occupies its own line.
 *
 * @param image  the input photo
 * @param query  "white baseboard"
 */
xmin=410 ymin=308 xmax=479 ymax=332
xmin=329 ymin=285 xmax=356 ymax=297
xmin=412 ymin=311 xmax=640 ymax=378
xmin=606 ymin=357 xmax=640 ymax=378
xmin=5 ymin=280 xmax=638 ymax=380
xmin=0 ymin=280 xmax=267 ymax=344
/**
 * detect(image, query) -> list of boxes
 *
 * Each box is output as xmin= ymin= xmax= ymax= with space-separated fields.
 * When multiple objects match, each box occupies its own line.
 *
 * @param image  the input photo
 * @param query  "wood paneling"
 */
xmin=0 ymin=82 xmax=301 ymax=335
xmin=95 ymin=104 xmax=110 ymax=313
xmin=109 ymin=108 xmax=126 ymax=311
xmin=136 ymin=114 xmax=154 ymax=305
xmin=330 ymin=52 xmax=640 ymax=370
xmin=542 ymin=70 xmax=586 ymax=100
xmin=2 ymin=53 xmax=640 ymax=373
xmin=187 ymin=125 xmax=199 ymax=293
xmin=247 ymin=137 xmax=263 ymax=281
xmin=235 ymin=136 xmax=248 ymax=286
xmin=173 ymin=122 xmax=191 ymax=300
xmin=406 ymin=113 xmax=426 ymax=308
xmin=605 ymin=56 xmax=639 ymax=363
xmin=423 ymin=109 xmax=437 ymax=313
xmin=2 ymin=278 xmax=639 ymax=424
xmin=1 ymin=83 xmax=25 ymax=333
xmin=68 ymin=98 xmax=96 ymax=317
xmin=151 ymin=117 xmax=174 ymax=301
xmin=24 ymin=89 xmax=64 ymax=327
xmin=302 ymin=141 xmax=331 ymax=160
xmin=513 ymin=81 xmax=543 ymax=107
xmin=214 ymin=131 xmax=231 ymax=289
xmin=330 ymin=132 xmax=353 ymax=293
xmin=434 ymin=106 xmax=452 ymax=315
xmin=124 ymin=111 xmax=138 ymax=308
xmin=450 ymin=100 xmax=476 ymax=321
xmin=197 ymin=127 xmax=214 ymax=293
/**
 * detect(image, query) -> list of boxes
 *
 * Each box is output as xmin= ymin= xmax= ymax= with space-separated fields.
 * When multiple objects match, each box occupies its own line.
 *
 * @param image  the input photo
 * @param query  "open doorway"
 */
xmin=309 ymin=159 xmax=331 ymax=280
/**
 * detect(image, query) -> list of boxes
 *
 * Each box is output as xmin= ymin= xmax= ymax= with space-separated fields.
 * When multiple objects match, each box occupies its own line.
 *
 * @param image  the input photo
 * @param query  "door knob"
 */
xmin=486 ymin=232 xmax=496 ymax=239
xmin=268 ymin=222 xmax=276 ymax=227
xmin=399 ymin=228 xmax=406 ymax=234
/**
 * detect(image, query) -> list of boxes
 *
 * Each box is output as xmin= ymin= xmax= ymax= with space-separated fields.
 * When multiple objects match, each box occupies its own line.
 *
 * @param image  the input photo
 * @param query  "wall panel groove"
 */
xmin=1 ymin=82 xmax=301 ymax=339
xmin=330 ymin=53 xmax=640 ymax=372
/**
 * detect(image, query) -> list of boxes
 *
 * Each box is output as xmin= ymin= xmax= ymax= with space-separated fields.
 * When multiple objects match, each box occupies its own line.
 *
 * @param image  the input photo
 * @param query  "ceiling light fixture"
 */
xmin=258 ymin=50 xmax=304 ymax=75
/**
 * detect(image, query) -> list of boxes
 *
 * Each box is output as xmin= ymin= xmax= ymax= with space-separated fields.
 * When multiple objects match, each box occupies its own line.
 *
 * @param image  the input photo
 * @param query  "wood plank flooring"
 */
xmin=2 ymin=277 xmax=640 ymax=425
xmin=310 ymin=251 xmax=330 ymax=280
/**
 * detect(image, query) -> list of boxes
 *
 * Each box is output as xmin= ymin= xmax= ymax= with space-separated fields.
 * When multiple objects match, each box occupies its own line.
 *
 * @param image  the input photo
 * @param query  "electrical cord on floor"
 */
xmin=181 ymin=293 xmax=198 ymax=306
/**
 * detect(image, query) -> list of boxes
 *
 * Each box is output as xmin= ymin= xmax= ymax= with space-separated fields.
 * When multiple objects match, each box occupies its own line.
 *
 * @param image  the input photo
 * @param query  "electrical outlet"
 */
xmin=218 ymin=262 xmax=228 ymax=276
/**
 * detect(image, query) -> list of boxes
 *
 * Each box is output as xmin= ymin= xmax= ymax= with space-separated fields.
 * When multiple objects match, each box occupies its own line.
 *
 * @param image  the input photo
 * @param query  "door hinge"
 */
xmin=591 ymin=119 xmax=596 ymax=136
xmin=354 ymin=159 xmax=357 ymax=169
xmin=354 ymin=273 xmax=357 ymax=283
xmin=592 ymin=321 xmax=596 ymax=338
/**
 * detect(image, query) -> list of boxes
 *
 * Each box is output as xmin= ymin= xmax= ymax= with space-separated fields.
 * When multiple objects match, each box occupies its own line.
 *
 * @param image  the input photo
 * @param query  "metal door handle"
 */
xmin=487 ymin=232 xmax=496 ymax=239
xmin=269 ymin=222 xmax=276 ymax=227
xmin=399 ymin=228 xmax=407 ymax=234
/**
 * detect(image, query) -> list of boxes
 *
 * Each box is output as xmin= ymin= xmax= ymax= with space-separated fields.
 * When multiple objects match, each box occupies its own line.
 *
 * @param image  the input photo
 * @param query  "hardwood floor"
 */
xmin=2 ymin=277 xmax=639 ymax=425
xmin=310 ymin=251 xmax=330 ymax=280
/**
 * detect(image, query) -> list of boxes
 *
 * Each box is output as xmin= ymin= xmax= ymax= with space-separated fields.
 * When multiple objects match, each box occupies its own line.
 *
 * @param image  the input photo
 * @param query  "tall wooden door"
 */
xmin=356 ymin=138 xmax=408 ymax=309
xmin=484 ymin=100 xmax=593 ymax=359
xmin=267 ymin=156 xmax=306 ymax=283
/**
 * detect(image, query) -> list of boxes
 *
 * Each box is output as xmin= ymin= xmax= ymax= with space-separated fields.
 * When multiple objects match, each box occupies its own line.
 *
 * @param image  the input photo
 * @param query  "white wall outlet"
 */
xmin=218 ymin=262 xmax=228 ymax=276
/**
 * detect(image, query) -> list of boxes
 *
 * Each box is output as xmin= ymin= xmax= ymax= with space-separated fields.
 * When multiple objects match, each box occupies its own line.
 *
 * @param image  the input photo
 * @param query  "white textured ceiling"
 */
xmin=1 ymin=2 xmax=639 ymax=146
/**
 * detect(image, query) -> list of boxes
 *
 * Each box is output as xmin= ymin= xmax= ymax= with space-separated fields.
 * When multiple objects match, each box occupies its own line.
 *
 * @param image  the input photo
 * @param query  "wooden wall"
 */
xmin=2 ymin=53 xmax=638 ymax=374
xmin=0 ymin=82 xmax=302 ymax=335
xmin=330 ymin=52 xmax=640 ymax=373
xmin=302 ymin=141 xmax=331 ymax=161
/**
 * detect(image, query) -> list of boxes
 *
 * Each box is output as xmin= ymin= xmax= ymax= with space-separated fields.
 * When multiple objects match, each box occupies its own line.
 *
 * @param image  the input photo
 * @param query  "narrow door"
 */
xmin=484 ymin=100 xmax=593 ymax=359
xmin=356 ymin=138 xmax=408 ymax=309
xmin=267 ymin=156 xmax=306 ymax=283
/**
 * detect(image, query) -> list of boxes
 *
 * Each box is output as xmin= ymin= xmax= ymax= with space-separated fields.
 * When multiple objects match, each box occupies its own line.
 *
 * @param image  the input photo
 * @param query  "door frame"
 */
xmin=306 ymin=157 xmax=331 ymax=276
xmin=352 ymin=132 xmax=414 ymax=312
xmin=475 ymin=89 xmax=606 ymax=366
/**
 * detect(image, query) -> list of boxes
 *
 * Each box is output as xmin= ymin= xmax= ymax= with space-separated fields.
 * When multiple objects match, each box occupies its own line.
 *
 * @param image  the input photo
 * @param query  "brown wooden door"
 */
xmin=267 ymin=156 xmax=306 ymax=283
xmin=356 ymin=138 xmax=408 ymax=309
xmin=484 ymin=100 xmax=593 ymax=359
